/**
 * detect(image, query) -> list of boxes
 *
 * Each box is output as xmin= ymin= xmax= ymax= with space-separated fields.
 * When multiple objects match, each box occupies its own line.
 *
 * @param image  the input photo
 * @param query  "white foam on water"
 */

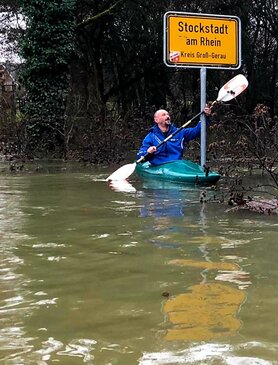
xmin=138 ymin=343 xmax=275 ymax=365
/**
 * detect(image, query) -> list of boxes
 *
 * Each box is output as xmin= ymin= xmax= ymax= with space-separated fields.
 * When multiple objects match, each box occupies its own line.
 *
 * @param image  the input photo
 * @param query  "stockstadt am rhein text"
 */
xmin=178 ymin=22 xmax=228 ymax=48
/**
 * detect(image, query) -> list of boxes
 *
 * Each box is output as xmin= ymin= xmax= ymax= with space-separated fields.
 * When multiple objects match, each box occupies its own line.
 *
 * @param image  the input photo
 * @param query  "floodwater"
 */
xmin=0 ymin=162 xmax=277 ymax=365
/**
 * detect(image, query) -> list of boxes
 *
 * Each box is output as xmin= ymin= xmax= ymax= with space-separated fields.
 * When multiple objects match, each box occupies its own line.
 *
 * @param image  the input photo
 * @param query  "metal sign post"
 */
xmin=200 ymin=67 xmax=207 ymax=168
xmin=163 ymin=12 xmax=241 ymax=167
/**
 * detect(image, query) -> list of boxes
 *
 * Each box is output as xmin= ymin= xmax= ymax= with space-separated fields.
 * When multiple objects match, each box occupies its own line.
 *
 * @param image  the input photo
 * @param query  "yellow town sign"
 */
xmin=164 ymin=12 xmax=241 ymax=69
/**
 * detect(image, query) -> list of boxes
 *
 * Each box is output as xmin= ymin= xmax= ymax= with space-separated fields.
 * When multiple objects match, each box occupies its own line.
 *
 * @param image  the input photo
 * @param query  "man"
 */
xmin=137 ymin=107 xmax=211 ymax=165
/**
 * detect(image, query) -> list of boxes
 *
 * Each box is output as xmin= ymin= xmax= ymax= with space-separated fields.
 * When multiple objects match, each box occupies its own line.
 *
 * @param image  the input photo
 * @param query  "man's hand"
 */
xmin=147 ymin=146 xmax=157 ymax=154
xmin=204 ymin=105 xmax=211 ymax=116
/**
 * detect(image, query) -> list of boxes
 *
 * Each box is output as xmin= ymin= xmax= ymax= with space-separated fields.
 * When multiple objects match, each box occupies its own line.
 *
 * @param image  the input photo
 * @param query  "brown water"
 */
xmin=0 ymin=163 xmax=278 ymax=364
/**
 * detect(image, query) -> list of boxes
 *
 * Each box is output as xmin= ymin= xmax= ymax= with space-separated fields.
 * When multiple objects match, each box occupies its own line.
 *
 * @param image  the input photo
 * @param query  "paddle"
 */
xmin=106 ymin=74 xmax=248 ymax=181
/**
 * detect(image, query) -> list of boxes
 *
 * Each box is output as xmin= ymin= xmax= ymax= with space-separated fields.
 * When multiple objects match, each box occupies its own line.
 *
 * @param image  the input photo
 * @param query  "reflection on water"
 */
xmin=0 ymin=169 xmax=278 ymax=364
xmin=108 ymin=180 xmax=137 ymax=193
xmin=139 ymin=182 xmax=202 ymax=219
xmin=164 ymin=259 xmax=247 ymax=341
xmin=169 ymin=258 xmax=240 ymax=271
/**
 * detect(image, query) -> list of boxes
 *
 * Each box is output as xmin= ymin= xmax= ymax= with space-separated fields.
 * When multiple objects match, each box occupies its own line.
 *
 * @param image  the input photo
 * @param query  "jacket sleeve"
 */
xmin=183 ymin=116 xmax=210 ymax=142
xmin=137 ymin=133 xmax=153 ymax=159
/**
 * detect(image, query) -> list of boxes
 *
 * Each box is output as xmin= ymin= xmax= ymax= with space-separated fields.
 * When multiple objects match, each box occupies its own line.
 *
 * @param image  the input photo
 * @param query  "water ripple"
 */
xmin=57 ymin=338 xmax=97 ymax=362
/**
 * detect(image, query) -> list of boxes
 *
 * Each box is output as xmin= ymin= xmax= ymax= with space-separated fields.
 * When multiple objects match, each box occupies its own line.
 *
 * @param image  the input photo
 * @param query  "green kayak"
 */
xmin=135 ymin=160 xmax=220 ymax=184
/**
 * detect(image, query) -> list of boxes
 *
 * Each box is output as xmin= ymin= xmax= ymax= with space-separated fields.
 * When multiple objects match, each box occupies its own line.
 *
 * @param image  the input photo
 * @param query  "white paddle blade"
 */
xmin=106 ymin=163 xmax=136 ymax=181
xmin=217 ymin=74 xmax=248 ymax=102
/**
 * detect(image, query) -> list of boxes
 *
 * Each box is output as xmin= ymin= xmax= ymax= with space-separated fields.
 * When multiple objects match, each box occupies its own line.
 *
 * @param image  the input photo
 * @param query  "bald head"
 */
xmin=154 ymin=109 xmax=168 ymax=121
xmin=154 ymin=109 xmax=171 ymax=130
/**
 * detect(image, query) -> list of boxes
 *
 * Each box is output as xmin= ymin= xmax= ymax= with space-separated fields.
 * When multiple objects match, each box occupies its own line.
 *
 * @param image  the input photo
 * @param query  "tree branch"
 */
xmin=76 ymin=0 xmax=126 ymax=30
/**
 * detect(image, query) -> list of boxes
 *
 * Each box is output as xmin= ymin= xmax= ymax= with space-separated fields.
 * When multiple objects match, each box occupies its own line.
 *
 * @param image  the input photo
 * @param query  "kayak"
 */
xmin=135 ymin=160 xmax=220 ymax=184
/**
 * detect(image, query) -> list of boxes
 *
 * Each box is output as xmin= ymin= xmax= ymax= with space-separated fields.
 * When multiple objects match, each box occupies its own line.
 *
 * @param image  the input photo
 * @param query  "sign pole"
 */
xmin=200 ymin=67 xmax=207 ymax=168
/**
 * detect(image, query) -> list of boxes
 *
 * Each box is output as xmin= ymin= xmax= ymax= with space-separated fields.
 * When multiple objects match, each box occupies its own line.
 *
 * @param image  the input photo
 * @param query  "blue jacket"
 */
xmin=137 ymin=119 xmax=207 ymax=165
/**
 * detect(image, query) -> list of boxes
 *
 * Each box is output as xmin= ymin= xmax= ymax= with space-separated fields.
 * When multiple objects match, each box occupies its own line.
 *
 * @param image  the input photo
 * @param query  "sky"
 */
xmin=0 ymin=12 xmax=25 ymax=63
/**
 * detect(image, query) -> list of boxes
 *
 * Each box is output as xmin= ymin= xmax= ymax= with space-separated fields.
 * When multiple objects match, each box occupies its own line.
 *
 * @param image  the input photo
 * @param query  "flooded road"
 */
xmin=0 ymin=164 xmax=277 ymax=364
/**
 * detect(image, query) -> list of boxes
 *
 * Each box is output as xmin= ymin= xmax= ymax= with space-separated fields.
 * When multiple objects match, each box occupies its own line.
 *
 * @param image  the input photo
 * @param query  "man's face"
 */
xmin=155 ymin=110 xmax=171 ymax=127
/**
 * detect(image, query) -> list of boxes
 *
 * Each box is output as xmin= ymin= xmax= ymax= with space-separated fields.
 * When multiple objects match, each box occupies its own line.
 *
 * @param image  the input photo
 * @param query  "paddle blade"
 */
xmin=106 ymin=163 xmax=136 ymax=181
xmin=217 ymin=74 xmax=248 ymax=102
